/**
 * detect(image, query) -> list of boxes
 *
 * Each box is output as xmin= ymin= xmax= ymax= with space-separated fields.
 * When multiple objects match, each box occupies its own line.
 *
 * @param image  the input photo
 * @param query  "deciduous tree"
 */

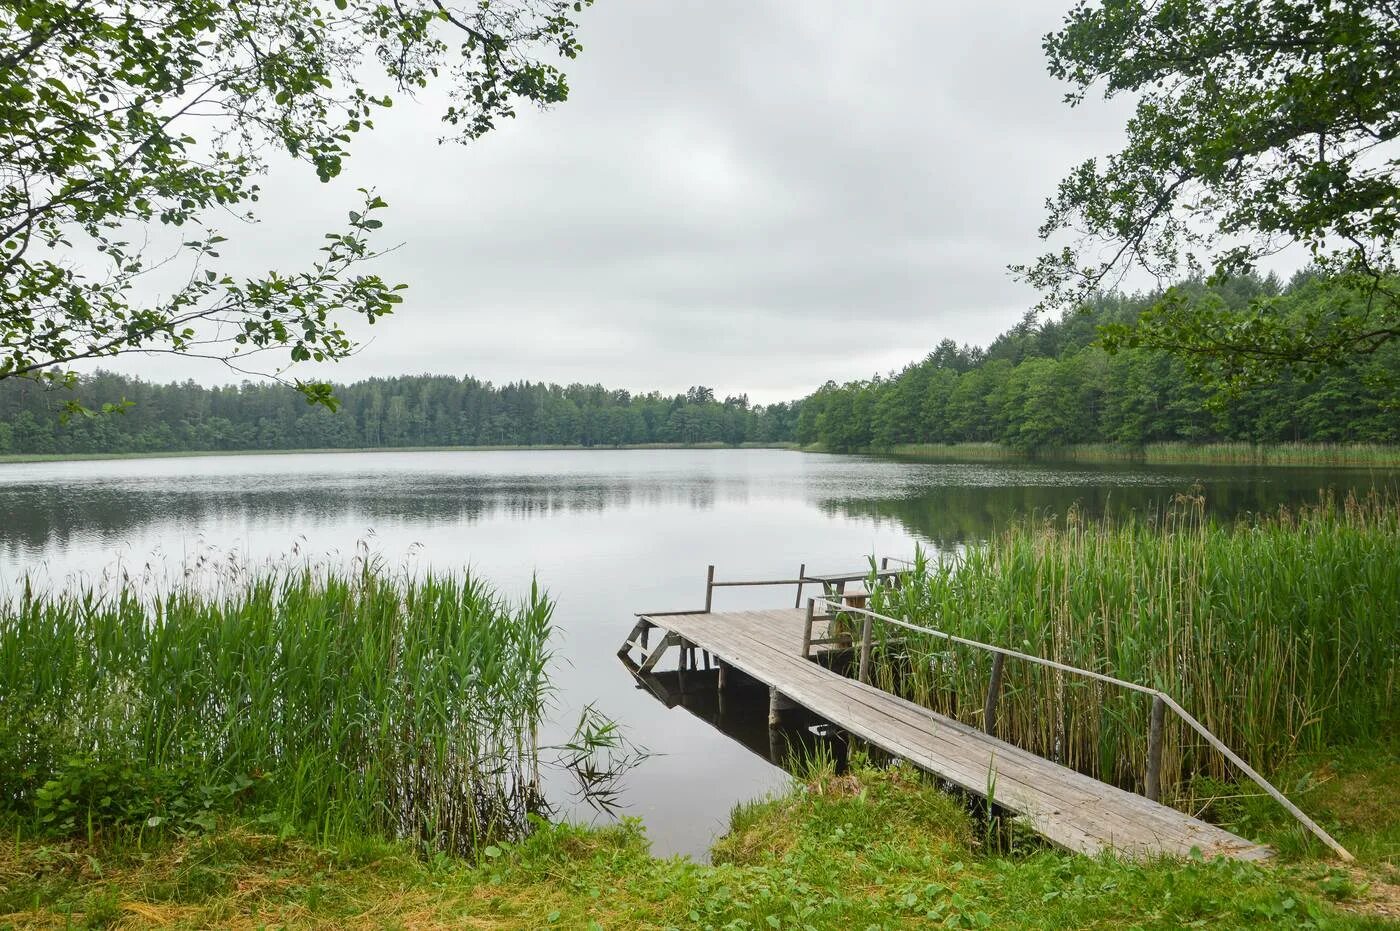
xmin=0 ymin=0 xmax=592 ymax=411
xmin=1020 ymin=0 xmax=1400 ymax=383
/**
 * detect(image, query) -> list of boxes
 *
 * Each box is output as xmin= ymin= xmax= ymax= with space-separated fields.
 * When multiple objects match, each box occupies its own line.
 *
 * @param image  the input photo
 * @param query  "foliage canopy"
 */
xmin=1021 ymin=0 xmax=1400 ymax=382
xmin=795 ymin=274 xmax=1400 ymax=454
xmin=0 ymin=0 xmax=591 ymax=410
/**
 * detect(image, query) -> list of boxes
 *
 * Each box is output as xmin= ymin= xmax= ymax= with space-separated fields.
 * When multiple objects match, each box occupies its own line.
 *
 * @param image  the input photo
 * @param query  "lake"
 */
xmin=0 ymin=448 xmax=1392 ymax=858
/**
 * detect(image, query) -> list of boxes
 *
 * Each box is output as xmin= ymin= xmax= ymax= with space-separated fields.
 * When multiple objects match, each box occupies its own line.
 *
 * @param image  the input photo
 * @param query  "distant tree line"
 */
xmin=5 ymin=273 xmax=1398 ymax=458
xmin=798 ymin=273 xmax=1400 ymax=453
xmin=0 ymin=376 xmax=798 ymax=455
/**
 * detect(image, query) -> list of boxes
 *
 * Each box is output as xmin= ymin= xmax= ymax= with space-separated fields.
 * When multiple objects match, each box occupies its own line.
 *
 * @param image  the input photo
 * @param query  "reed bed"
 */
xmin=1063 ymin=441 xmax=1400 ymax=467
xmin=886 ymin=443 xmax=1022 ymax=461
xmin=886 ymin=441 xmax=1400 ymax=467
xmin=0 ymin=566 xmax=554 ymax=854
xmin=866 ymin=492 xmax=1399 ymax=801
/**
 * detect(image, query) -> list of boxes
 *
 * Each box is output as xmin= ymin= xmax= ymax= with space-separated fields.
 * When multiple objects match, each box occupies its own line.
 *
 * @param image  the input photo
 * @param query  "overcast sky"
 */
xmin=122 ymin=1 xmax=1138 ymax=404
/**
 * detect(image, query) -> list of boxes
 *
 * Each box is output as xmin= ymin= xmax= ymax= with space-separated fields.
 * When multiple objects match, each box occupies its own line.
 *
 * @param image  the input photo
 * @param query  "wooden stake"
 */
xmin=801 ymin=597 xmax=815 ymax=659
xmin=1146 ymin=694 xmax=1166 ymax=802
xmin=768 ymin=687 xmax=795 ymax=727
xmin=858 ymin=613 xmax=874 ymax=684
xmin=983 ymin=652 xmax=1006 ymax=735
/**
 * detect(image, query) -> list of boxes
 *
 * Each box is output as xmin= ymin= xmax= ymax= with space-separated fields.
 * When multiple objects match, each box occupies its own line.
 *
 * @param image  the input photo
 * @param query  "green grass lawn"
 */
xmin=3 ymin=748 xmax=1395 ymax=930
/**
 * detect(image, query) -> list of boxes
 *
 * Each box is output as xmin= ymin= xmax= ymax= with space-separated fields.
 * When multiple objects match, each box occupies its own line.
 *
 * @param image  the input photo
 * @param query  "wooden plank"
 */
xmin=676 ymin=616 xmax=1205 ymax=851
xmin=635 ymin=610 xmax=1268 ymax=861
xmin=638 ymin=631 xmax=680 ymax=674
xmin=693 ymin=613 xmax=1260 ymax=855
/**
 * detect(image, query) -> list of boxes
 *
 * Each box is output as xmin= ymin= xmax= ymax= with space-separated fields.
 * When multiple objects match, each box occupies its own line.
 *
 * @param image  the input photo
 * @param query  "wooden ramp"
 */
xmin=620 ymin=607 xmax=1270 ymax=862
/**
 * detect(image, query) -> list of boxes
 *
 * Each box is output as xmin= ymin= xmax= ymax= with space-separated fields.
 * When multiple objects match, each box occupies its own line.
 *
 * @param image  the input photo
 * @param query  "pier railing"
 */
xmin=802 ymin=595 xmax=1354 ymax=861
xmin=635 ymin=560 xmax=905 ymax=618
xmin=702 ymin=559 xmax=904 ymax=612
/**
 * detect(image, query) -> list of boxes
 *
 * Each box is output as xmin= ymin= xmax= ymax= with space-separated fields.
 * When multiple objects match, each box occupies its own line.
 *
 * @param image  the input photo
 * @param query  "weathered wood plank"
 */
xmin=672 ymin=614 xmax=1220 ymax=851
xmin=634 ymin=609 xmax=1270 ymax=862
xmin=688 ymin=612 xmax=1267 ymax=857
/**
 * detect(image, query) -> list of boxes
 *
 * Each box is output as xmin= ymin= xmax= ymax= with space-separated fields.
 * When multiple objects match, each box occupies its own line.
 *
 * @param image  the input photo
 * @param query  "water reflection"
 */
xmin=626 ymin=668 xmax=847 ymax=776
xmin=0 ymin=476 xmax=731 ymax=553
xmin=819 ymin=464 xmax=1395 ymax=546
xmin=1 ymin=452 xmax=1391 ymax=560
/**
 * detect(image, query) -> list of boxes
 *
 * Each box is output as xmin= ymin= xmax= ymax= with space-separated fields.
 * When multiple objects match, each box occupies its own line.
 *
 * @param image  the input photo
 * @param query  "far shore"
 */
xmin=811 ymin=440 xmax=1400 ymax=469
xmin=0 ymin=441 xmax=800 ymax=464
xmin=4 ymin=439 xmax=1400 ymax=469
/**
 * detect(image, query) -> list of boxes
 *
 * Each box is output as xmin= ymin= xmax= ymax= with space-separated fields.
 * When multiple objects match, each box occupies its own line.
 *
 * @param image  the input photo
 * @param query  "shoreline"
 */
xmin=3 ymin=439 xmax=1400 ymax=468
xmin=0 ymin=441 xmax=800 ymax=464
xmin=818 ymin=441 xmax=1400 ymax=469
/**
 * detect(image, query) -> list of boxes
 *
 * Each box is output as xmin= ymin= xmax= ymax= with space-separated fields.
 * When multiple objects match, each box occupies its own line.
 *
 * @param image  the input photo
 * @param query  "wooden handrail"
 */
xmin=709 ymin=577 xmax=809 ymax=588
xmin=702 ymin=562 xmax=903 ymax=613
xmin=811 ymin=596 xmax=1354 ymax=862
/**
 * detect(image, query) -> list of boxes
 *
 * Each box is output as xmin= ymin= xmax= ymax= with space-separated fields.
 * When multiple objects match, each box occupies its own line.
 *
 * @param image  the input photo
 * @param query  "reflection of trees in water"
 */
xmin=1 ymin=464 xmax=1391 ymax=559
xmin=0 ymin=476 xmax=740 ymax=553
xmin=820 ymin=473 xmax=1392 ymax=547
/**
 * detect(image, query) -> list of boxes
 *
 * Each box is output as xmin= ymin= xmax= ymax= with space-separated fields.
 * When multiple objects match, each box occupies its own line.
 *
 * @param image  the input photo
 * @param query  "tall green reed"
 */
xmin=886 ymin=441 xmax=1400 ymax=467
xmin=0 ymin=564 xmax=554 ymax=854
xmin=867 ymin=492 xmax=1399 ymax=801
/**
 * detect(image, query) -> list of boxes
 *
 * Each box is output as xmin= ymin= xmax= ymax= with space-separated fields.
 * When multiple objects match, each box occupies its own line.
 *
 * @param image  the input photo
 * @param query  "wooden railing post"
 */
xmin=857 ymin=612 xmax=874 ymax=683
xmin=793 ymin=562 xmax=806 ymax=609
xmin=982 ymin=652 xmax=1006 ymax=735
xmin=1146 ymin=693 xmax=1166 ymax=802
xmin=801 ymin=598 xmax=815 ymax=658
xmin=704 ymin=564 xmax=715 ymax=613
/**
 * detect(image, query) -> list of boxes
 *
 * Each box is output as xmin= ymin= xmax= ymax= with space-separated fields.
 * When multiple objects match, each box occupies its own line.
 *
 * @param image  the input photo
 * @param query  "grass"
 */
xmin=880 ymin=441 xmax=1400 ymax=467
xmin=880 ymin=442 xmax=1025 ymax=462
xmin=2 ymin=759 xmax=1395 ymax=929
xmin=0 ymin=565 xmax=554 ymax=856
xmin=1195 ymin=741 xmax=1399 ymax=876
xmin=861 ymin=493 xmax=1399 ymax=820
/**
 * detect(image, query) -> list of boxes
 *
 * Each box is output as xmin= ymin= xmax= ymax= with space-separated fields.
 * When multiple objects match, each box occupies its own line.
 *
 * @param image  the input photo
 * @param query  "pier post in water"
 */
xmin=768 ymin=687 xmax=796 ymax=727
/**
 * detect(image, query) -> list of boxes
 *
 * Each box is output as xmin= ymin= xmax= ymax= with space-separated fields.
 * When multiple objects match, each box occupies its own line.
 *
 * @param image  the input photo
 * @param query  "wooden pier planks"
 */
xmin=633 ymin=608 xmax=1270 ymax=862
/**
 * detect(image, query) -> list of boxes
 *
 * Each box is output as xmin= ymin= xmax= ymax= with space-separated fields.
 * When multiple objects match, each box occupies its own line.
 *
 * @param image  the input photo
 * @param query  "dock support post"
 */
xmin=857 ymin=612 xmax=874 ymax=684
xmin=768 ymin=687 xmax=796 ymax=727
xmin=717 ymin=660 xmax=728 ymax=690
xmin=983 ymin=652 xmax=1006 ymax=735
xmin=801 ymin=598 xmax=815 ymax=659
xmin=1146 ymin=694 xmax=1166 ymax=802
xmin=704 ymin=565 xmax=715 ymax=613
xmin=793 ymin=562 xmax=806 ymax=608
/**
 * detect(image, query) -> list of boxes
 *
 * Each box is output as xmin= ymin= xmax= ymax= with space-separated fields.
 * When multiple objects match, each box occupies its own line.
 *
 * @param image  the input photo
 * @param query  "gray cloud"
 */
xmin=118 ymin=0 xmax=1138 ymax=403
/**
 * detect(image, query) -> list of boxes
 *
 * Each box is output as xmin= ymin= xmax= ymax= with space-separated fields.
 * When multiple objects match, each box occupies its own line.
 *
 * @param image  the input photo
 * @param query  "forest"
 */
xmin=798 ymin=273 xmax=1400 ymax=452
xmin=3 ymin=274 xmax=1398 ymax=457
xmin=0 ymin=377 xmax=798 ymax=454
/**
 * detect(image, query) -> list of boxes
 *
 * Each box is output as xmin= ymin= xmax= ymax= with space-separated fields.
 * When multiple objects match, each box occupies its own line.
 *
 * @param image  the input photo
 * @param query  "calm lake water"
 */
xmin=1 ymin=448 xmax=1393 ymax=858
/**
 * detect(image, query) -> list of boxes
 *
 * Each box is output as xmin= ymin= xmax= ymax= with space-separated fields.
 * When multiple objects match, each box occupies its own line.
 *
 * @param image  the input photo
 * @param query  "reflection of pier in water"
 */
xmin=628 ymin=666 xmax=849 ymax=774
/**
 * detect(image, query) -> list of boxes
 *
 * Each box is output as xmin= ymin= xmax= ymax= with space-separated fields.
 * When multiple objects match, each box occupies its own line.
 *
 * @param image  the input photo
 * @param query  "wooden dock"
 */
xmin=619 ymin=604 xmax=1272 ymax=862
